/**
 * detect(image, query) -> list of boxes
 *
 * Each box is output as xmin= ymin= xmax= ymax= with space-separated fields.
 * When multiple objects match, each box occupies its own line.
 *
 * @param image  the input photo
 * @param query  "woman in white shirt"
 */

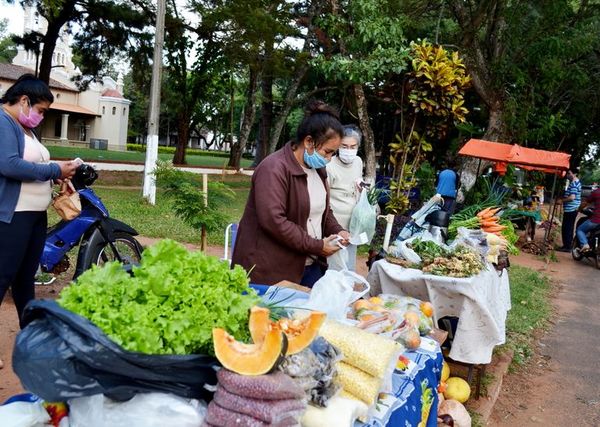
xmin=0 ymin=75 xmax=76 ymax=349
xmin=326 ymin=125 xmax=364 ymax=271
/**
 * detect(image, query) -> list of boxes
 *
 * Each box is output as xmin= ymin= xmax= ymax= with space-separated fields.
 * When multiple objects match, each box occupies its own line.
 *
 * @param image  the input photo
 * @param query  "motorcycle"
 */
xmin=38 ymin=163 xmax=143 ymax=283
xmin=571 ymin=207 xmax=600 ymax=269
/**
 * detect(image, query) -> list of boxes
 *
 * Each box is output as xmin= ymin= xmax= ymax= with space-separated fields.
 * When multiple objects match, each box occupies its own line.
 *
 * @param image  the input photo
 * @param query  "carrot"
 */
xmin=477 ymin=207 xmax=492 ymax=218
xmin=483 ymin=225 xmax=507 ymax=232
xmin=480 ymin=218 xmax=499 ymax=227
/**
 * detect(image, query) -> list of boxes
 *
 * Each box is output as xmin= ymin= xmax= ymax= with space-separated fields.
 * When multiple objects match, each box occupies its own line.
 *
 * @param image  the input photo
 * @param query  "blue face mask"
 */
xmin=303 ymin=148 xmax=329 ymax=169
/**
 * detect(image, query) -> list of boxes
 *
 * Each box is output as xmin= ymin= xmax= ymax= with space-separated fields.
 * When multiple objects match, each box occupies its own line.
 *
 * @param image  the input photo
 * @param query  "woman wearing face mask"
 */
xmin=232 ymin=101 xmax=349 ymax=287
xmin=0 ymin=74 xmax=77 ymax=343
xmin=326 ymin=125 xmax=364 ymax=271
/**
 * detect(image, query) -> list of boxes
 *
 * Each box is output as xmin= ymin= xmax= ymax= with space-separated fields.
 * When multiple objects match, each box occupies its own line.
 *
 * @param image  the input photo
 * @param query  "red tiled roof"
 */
xmin=101 ymin=88 xmax=123 ymax=98
xmin=50 ymin=101 xmax=99 ymax=116
xmin=0 ymin=63 xmax=78 ymax=92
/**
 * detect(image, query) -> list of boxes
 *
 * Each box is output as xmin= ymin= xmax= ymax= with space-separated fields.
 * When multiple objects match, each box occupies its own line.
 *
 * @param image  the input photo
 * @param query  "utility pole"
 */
xmin=142 ymin=0 xmax=166 ymax=204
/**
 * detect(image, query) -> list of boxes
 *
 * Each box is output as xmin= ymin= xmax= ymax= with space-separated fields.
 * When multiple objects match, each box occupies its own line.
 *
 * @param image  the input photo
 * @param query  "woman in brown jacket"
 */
xmin=231 ymin=101 xmax=350 ymax=286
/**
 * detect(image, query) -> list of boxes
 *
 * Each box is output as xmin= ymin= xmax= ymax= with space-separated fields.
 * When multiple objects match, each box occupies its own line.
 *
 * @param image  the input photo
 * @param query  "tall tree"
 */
xmin=0 ymin=19 xmax=17 ymax=63
xmin=315 ymin=0 xmax=410 ymax=180
xmin=12 ymin=0 xmax=151 ymax=85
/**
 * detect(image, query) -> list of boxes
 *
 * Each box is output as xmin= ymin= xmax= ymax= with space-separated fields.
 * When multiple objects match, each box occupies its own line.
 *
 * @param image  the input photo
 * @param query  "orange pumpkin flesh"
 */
xmin=249 ymin=307 xmax=326 ymax=355
xmin=212 ymin=326 xmax=286 ymax=375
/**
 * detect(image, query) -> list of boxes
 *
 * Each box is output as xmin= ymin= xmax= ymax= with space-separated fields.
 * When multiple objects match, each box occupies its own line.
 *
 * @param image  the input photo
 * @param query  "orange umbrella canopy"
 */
xmin=458 ymin=139 xmax=571 ymax=174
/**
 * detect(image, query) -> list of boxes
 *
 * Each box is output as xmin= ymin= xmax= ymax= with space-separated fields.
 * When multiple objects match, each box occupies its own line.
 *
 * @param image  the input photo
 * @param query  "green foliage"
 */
xmin=314 ymin=0 xmax=410 ymax=83
xmin=386 ymin=41 xmax=470 ymax=214
xmin=505 ymin=266 xmax=552 ymax=366
xmin=0 ymin=19 xmax=17 ymax=63
xmin=415 ymin=161 xmax=436 ymax=201
xmin=154 ymin=161 xmax=235 ymax=233
xmin=59 ymin=239 xmax=259 ymax=355
xmin=408 ymin=40 xmax=470 ymax=125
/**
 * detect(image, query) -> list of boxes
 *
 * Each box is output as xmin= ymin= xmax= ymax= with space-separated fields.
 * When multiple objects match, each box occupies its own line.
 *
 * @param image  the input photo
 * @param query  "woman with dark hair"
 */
xmin=232 ymin=101 xmax=349 ymax=287
xmin=0 ymin=74 xmax=77 ymax=341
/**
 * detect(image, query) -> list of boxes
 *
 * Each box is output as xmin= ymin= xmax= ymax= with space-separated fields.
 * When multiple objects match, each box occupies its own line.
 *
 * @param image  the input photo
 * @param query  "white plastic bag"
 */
xmin=348 ymin=191 xmax=377 ymax=244
xmin=0 ymin=400 xmax=50 ymax=427
xmin=68 ymin=393 xmax=207 ymax=427
xmin=305 ymin=270 xmax=370 ymax=321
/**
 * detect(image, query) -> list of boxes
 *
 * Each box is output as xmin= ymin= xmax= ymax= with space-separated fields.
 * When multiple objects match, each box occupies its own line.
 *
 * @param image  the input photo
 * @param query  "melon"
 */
xmin=249 ymin=306 xmax=326 ymax=355
xmin=212 ymin=326 xmax=286 ymax=376
xmin=441 ymin=361 xmax=450 ymax=382
xmin=443 ymin=377 xmax=471 ymax=403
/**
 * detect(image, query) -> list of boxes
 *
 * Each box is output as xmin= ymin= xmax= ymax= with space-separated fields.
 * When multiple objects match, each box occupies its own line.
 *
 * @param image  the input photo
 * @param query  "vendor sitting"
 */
xmin=436 ymin=161 xmax=459 ymax=214
xmin=231 ymin=101 xmax=350 ymax=287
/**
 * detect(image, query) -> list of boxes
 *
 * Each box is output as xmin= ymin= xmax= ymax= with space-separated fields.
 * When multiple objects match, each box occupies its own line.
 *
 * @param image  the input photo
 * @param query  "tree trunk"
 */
xmin=456 ymin=105 xmax=504 ymax=201
xmin=353 ymin=84 xmax=377 ymax=182
xmin=228 ymin=67 xmax=259 ymax=169
xmin=254 ymin=55 xmax=273 ymax=165
xmin=173 ymin=112 xmax=190 ymax=165
xmin=268 ymin=2 xmax=318 ymax=155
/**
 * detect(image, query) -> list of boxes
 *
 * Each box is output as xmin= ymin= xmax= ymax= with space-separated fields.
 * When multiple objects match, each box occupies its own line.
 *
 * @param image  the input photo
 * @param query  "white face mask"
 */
xmin=338 ymin=148 xmax=358 ymax=164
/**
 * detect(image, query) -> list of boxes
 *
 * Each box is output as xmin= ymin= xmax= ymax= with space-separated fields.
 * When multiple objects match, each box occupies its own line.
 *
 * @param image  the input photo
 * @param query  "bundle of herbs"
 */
xmin=409 ymin=239 xmax=484 ymax=278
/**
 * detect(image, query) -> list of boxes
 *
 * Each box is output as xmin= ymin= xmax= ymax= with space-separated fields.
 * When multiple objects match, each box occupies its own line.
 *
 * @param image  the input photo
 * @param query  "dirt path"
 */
xmin=489 ymin=251 xmax=600 ymax=426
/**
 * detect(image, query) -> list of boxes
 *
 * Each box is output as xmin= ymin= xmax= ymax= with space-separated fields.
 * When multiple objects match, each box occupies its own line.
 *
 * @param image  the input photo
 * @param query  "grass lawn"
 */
xmin=504 ymin=265 xmax=552 ymax=366
xmin=48 ymin=185 xmax=251 ymax=246
xmin=47 ymin=145 xmax=254 ymax=169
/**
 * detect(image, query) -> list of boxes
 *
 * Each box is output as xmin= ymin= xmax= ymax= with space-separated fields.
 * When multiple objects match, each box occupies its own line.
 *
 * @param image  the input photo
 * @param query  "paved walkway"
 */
xmin=490 ymin=252 xmax=600 ymax=426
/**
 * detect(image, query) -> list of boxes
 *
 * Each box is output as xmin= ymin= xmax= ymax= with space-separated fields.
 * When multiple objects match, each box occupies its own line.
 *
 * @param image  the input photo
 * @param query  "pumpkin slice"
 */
xmin=249 ymin=306 xmax=326 ymax=355
xmin=213 ymin=326 xmax=287 ymax=376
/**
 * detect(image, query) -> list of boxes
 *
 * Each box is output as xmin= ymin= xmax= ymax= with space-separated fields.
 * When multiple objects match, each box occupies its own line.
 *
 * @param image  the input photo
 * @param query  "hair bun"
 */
xmin=305 ymin=100 xmax=339 ymax=119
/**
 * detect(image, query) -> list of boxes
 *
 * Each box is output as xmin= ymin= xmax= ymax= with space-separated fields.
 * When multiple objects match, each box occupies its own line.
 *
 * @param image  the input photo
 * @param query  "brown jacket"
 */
xmin=231 ymin=142 xmax=344 ymax=285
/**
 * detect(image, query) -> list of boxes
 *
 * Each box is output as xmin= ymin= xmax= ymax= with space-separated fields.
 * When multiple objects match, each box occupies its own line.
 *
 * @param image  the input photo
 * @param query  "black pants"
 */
xmin=0 ymin=211 xmax=47 ymax=329
xmin=561 ymin=210 xmax=578 ymax=250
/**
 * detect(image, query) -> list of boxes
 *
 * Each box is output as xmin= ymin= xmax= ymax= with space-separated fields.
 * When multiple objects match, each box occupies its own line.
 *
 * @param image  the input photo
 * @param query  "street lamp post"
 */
xmin=142 ymin=0 xmax=166 ymax=205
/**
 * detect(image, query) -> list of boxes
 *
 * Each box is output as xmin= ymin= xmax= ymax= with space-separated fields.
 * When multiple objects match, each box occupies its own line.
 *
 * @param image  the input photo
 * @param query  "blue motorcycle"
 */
xmin=39 ymin=163 xmax=143 ymax=282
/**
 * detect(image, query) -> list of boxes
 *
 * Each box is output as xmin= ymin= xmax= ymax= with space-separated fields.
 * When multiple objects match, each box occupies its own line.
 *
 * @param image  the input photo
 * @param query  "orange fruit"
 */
xmin=404 ymin=330 xmax=421 ymax=349
xmin=404 ymin=311 xmax=420 ymax=326
xmin=420 ymin=301 xmax=434 ymax=318
xmin=353 ymin=299 xmax=371 ymax=312
xmin=359 ymin=314 xmax=376 ymax=322
xmin=368 ymin=296 xmax=383 ymax=306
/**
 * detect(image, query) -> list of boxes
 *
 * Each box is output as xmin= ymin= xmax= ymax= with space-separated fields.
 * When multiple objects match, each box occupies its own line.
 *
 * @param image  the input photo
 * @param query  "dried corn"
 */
xmin=319 ymin=320 xmax=403 ymax=378
xmin=336 ymin=362 xmax=382 ymax=406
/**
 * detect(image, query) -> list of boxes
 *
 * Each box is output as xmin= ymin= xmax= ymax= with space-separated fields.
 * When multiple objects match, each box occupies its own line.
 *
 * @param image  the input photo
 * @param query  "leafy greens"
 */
xmin=58 ymin=239 xmax=259 ymax=355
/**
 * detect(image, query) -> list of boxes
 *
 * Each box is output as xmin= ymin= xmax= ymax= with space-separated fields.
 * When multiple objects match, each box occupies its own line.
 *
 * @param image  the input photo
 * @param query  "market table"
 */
xmin=362 ymin=337 xmax=442 ymax=427
xmin=366 ymin=261 xmax=511 ymax=364
xmin=254 ymin=285 xmax=443 ymax=427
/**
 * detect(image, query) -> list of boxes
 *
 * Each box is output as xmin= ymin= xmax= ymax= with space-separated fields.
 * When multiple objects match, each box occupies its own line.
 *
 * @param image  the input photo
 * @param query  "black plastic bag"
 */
xmin=13 ymin=300 xmax=218 ymax=402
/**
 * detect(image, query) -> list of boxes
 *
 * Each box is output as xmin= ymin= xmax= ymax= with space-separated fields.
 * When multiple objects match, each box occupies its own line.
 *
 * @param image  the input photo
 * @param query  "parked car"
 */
xmin=582 ymin=184 xmax=599 ymax=199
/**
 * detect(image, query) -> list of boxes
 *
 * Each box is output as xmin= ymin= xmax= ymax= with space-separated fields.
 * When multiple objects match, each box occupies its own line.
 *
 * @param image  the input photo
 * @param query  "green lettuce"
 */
xmin=58 ymin=239 xmax=259 ymax=355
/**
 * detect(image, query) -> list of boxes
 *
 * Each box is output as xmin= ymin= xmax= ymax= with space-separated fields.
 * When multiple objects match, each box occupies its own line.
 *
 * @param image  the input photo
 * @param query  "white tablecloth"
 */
xmin=367 ymin=260 xmax=511 ymax=364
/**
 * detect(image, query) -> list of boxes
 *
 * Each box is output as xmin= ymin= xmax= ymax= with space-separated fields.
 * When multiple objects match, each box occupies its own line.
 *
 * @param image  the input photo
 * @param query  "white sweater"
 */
xmin=15 ymin=134 xmax=53 ymax=212
xmin=326 ymin=156 xmax=363 ymax=229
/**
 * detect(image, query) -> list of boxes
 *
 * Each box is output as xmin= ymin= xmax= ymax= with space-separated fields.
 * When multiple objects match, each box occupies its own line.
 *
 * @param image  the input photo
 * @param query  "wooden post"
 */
xmin=201 ymin=173 xmax=208 ymax=251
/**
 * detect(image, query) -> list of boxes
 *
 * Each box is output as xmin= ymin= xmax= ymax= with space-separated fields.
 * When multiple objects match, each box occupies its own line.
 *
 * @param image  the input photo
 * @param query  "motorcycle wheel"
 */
xmin=90 ymin=232 xmax=143 ymax=268
xmin=571 ymin=237 xmax=584 ymax=261
xmin=596 ymin=248 xmax=600 ymax=270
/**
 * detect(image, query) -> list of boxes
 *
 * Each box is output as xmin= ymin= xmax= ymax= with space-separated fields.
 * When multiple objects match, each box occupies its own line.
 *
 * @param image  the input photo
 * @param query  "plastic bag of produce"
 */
xmin=13 ymin=300 xmax=218 ymax=403
xmin=305 ymin=270 xmax=370 ymax=321
xmin=349 ymin=191 xmax=377 ymax=244
xmin=68 ymin=393 xmax=206 ymax=427
xmin=0 ymin=399 xmax=50 ymax=427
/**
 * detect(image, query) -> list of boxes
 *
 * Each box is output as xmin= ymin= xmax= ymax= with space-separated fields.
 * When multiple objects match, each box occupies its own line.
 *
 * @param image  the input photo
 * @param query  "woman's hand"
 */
xmin=57 ymin=161 xmax=77 ymax=179
xmin=320 ymin=235 xmax=342 ymax=257
xmin=337 ymin=230 xmax=351 ymax=246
